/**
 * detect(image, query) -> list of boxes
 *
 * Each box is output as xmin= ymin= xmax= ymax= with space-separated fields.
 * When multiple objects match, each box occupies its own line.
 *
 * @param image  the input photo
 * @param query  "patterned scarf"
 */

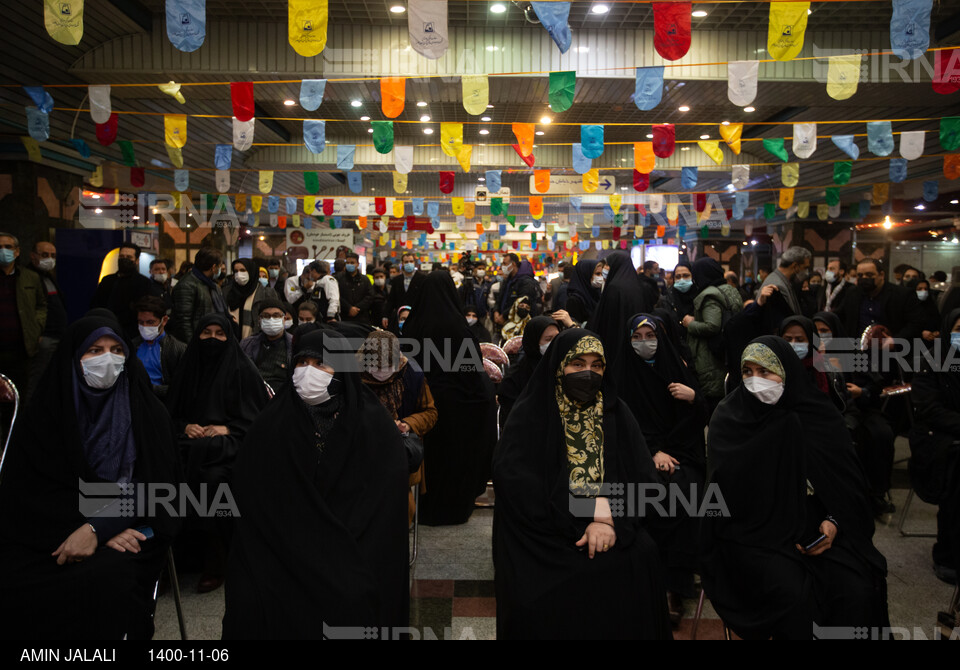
xmin=741 ymin=342 xmax=786 ymax=380
xmin=555 ymin=335 xmax=606 ymax=497
xmin=500 ymin=296 xmax=532 ymax=341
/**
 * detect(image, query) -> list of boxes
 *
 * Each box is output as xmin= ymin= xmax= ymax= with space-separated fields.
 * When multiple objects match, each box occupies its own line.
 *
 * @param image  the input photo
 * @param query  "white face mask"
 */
xmin=81 ymin=352 xmax=125 ymax=390
xmin=138 ymin=324 xmax=161 ymax=342
xmin=466 ymin=316 xmax=478 ymax=326
xmin=539 ymin=342 xmax=551 ymax=356
xmin=292 ymin=366 xmax=334 ymax=405
xmin=824 ymin=270 xmax=837 ymax=284
xmin=632 ymin=339 xmax=658 ymax=360
xmin=370 ymin=367 xmax=395 ymax=382
xmin=153 ymin=273 xmax=168 ymax=283
xmin=591 ymin=275 xmax=604 ymax=288
xmin=475 ymin=270 xmax=486 ymax=278
xmin=37 ymin=257 xmax=56 ymax=272
xmin=283 ymin=318 xmax=294 ymax=330
xmin=743 ymin=376 xmax=784 ymax=405
xmin=234 ymin=271 xmax=249 ymax=286
xmin=261 ymin=317 xmax=285 ymax=337
xmin=917 ymin=290 xmax=929 ymax=302
xmin=374 ymin=277 xmax=385 ymax=287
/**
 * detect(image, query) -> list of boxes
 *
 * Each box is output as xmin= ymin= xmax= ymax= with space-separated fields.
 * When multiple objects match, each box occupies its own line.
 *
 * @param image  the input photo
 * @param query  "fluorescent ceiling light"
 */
xmin=350 ymin=100 xmax=362 ymax=107
xmin=490 ymin=3 xmax=506 ymax=14
xmin=678 ymin=105 xmax=690 ymax=112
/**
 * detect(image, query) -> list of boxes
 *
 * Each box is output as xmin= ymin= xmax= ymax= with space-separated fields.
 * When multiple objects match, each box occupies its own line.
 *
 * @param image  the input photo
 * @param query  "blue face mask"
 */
xmin=403 ymin=262 xmax=416 ymax=274
xmin=345 ymin=263 xmax=356 ymax=273
xmin=398 ymin=320 xmax=405 ymax=331
xmin=674 ymin=279 xmax=693 ymax=293
xmin=0 ymin=249 xmax=14 ymax=265
xmin=791 ymin=342 xmax=810 ymax=359
xmin=951 ymin=332 xmax=960 ymax=350
xmin=259 ymin=277 xmax=269 ymax=287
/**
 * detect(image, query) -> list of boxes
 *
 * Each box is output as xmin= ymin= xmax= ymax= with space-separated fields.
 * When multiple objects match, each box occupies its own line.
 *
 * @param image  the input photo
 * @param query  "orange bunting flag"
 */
xmin=512 ymin=123 xmax=535 ymax=158
xmin=464 ymin=201 xmax=475 ymax=219
xmin=945 ymin=154 xmax=960 ymax=180
xmin=634 ymin=142 xmax=656 ymax=174
xmin=719 ymin=123 xmax=743 ymax=155
xmin=534 ymin=170 xmax=551 ymax=193
xmin=380 ymin=77 xmax=406 ymax=118
xmin=529 ymin=196 xmax=544 ymax=218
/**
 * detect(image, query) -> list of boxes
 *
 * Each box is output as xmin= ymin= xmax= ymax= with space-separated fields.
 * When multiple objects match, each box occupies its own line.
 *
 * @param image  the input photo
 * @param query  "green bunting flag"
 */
xmin=304 ymin=171 xmax=319 ymax=194
xmin=825 ymin=187 xmax=840 ymax=206
xmin=372 ymin=121 xmax=394 ymax=154
xmin=833 ymin=161 xmax=852 ymax=185
xmin=118 ymin=140 xmax=136 ymax=167
xmin=548 ymin=71 xmax=576 ymax=113
xmin=763 ymin=137 xmax=789 ymax=162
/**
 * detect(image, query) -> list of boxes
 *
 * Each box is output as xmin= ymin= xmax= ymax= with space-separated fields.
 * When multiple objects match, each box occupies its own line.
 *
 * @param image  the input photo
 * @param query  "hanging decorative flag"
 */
xmin=70 ymin=139 xmax=90 ymax=158
xmin=530 ymin=2 xmax=572 ymax=54
xmin=343 ymin=171 xmax=359 ymax=194
xmin=408 ymin=0 xmax=449 ymax=59
xmin=648 ymin=194 xmax=664 ymax=214
xmin=651 ymin=124 xmax=675 ymax=158
xmin=439 ymin=171 xmax=455 ymax=194
xmin=372 ymin=121 xmax=394 ymax=154
xmin=890 ymin=158 xmax=908 ymax=183
xmin=583 ymin=169 xmax=599 ymax=193
xmin=89 ymin=165 xmax=103 ymax=188
xmin=733 ymin=191 xmax=749 ymax=219
xmin=569 ymin=196 xmax=581 ymax=212
xmin=871 ymin=183 xmax=888 ymax=205
xmin=88 ymin=85 xmax=111 ymax=124
xmin=681 ymin=167 xmax=698 ymax=189
xmin=763 ymin=202 xmax=776 ymax=220
xmin=25 ymin=107 xmax=49 ymax=142
xmin=827 ymin=55 xmax=862 ymax=100
xmin=20 ymin=136 xmax=41 ymax=162
xmin=512 ymin=144 xmax=536 ymax=167
xmin=833 ymin=161 xmax=852 ymax=185
xmin=174 ymin=169 xmax=189 ymax=191
xmin=393 ymin=172 xmax=408 ymax=194
xmin=166 ymin=0 xmax=205 ymax=52
xmin=730 ymin=165 xmax=750 ymax=190
xmin=634 ymin=67 xmax=664 ymax=111
xmin=698 ymin=140 xmax=724 ymax=165
xmin=258 ymin=170 xmax=273 ymax=194
xmin=571 ymin=144 xmax=592 ymax=174
xmin=233 ymin=117 xmax=255 ymax=151
xmin=164 ymin=114 xmax=187 ymax=148
xmin=632 ymin=142 xmax=655 ymax=174
xmin=796 ymin=201 xmax=809 ymax=218
xmin=652 ymin=2 xmax=691 ymax=61
xmin=374 ymin=198 xmax=386 ymax=216
xmin=486 ymin=170 xmax=502 ymax=193
xmin=831 ymin=135 xmax=860 ymax=160
xmin=288 ymin=0 xmax=328 ymax=56
xmin=719 ymin=123 xmax=743 ymax=155
xmin=380 ymin=77 xmax=405 ymax=118
xmin=934 ymin=48 xmax=960 ymax=95
xmin=609 ymin=194 xmax=622 ymax=213
xmin=24 ymin=87 xmax=54 ymax=114
xmin=534 ymin=170 xmax=551 ymax=193
xmin=386 ymin=146 xmax=411 ymax=175
xmin=393 ymin=200 xmax=404 ymax=218
xmin=303 ymin=120 xmax=326 ymax=154
xmin=268 ymin=196 xmax=280 ymax=214
xmin=460 ymin=75 xmax=490 ymax=116
xmin=95 ymin=113 xmax=118 ymax=146
xmin=581 ymin=125 xmax=604 ymax=159
xmin=549 ymin=71 xmax=576 ymax=113
xmin=491 ymin=198 xmax=504 ymax=216
xmin=439 ymin=123 xmax=463 ymax=158
xmin=899 ymin=130 xmax=925 ymax=159
xmin=300 ymin=172 xmax=317 ymax=195
xmin=130 ymin=167 xmax=145 ymax=188
xmin=633 ymin=170 xmax=649 ymax=192
xmin=412 ymin=198 xmax=424 ymax=215
xmin=867 ymin=121 xmax=894 ymax=156
xmin=214 ymin=144 xmax=232 ymax=170
xmin=213 ymin=170 xmax=228 ymax=193
xmin=158 ymin=81 xmax=186 ymax=104
xmin=464 ymin=202 xmax=475 ymax=219
xmin=252 ymin=196 xmax=263 ymax=213
xmin=296 ymin=79 xmax=326 ymax=112
xmin=815 ymin=204 xmax=828 ymax=221
xmin=941 ymin=117 xmax=960 ymax=151
xmin=326 ymin=146 xmax=350 ymax=172
xmin=823 ymin=188 xmax=842 ymax=207
xmin=666 ymin=202 xmax=679 ymax=223
xmin=763 ymin=137 xmax=789 ymax=162
xmin=727 ymin=61 xmax=759 ymax=106
xmin=767 ymin=2 xmax=809 ymax=61
xmin=792 ymin=123 xmax=817 ymax=159
xmin=890 ymin=0 xmax=932 ymax=60
xmin=230 ymin=82 xmax=255 ymax=123
xmin=118 ymin=140 xmax=136 ymax=167
xmin=457 ymin=145 xmax=473 ymax=173
xmin=44 ymin=0 xmax=83 ymax=45
xmin=781 ymin=162 xmax=799 ymax=187
xmin=166 ymin=145 xmax=183 ymax=168
xmin=357 ymin=199 xmax=370 ymax=216
xmin=923 ymin=180 xmax=938 ymax=202
xmin=945 ymin=155 xmax=960 ymax=180
xmin=529 ymin=197 xmax=544 ymax=218
xmin=512 ymin=123 xmax=535 ymax=158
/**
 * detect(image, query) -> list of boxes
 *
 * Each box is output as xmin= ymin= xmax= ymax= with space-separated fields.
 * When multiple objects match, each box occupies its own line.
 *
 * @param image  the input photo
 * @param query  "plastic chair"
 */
xmin=0 ymin=372 xmax=20 ymax=477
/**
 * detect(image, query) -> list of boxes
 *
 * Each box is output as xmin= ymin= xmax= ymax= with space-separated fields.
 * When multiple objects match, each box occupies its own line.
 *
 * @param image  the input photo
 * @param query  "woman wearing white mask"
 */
xmin=225 ymin=258 xmax=271 ymax=339
xmin=223 ymin=329 xmax=409 ymax=638
xmin=701 ymin=336 xmax=889 ymax=639
xmin=564 ymin=259 xmax=604 ymax=326
xmin=915 ymin=279 xmax=942 ymax=349
xmin=779 ymin=315 xmax=849 ymax=413
xmin=0 ymin=315 xmax=181 ymax=639
xmin=464 ymin=304 xmax=492 ymax=344
xmin=357 ymin=329 xmax=437 ymax=525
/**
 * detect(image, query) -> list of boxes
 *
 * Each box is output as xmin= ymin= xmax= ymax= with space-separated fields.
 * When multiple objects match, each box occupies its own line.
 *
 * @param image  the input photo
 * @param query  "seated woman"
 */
xmin=623 ymin=313 xmax=707 ymax=627
xmin=0 ymin=314 xmax=181 ymax=639
xmin=779 ymin=315 xmax=849 ymax=412
xmin=357 ymin=329 xmax=438 ymax=524
xmin=166 ymin=313 xmax=270 ymax=592
xmin=499 ymin=296 xmax=532 ymax=344
xmin=910 ymin=308 xmax=960 ymax=586
xmin=701 ymin=336 xmax=889 ymax=640
xmin=497 ymin=315 xmax=560 ymax=431
xmin=494 ymin=328 xmax=671 ymax=640
xmin=222 ymin=329 xmax=409 ymax=638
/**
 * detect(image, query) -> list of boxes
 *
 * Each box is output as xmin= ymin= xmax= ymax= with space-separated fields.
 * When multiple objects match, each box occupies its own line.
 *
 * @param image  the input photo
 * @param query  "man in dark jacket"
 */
xmin=132 ymin=296 xmax=186 ymax=399
xmin=170 ymin=246 xmax=228 ymax=342
xmin=239 ymin=298 xmax=293 ymax=394
xmin=91 ymin=242 xmax=159 ymax=342
xmin=639 ymin=260 xmax=662 ymax=300
xmin=493 ymin=253 xmax=541 ymax=327
xmin=383 ymin=251 xmax=427 ymax=328
xmin=335 ymin=252 xmax=374 ymax=325
xmin=26 ymin=240 xmax=65 ymax=400
xmin=0 ymin=232 xmax=46 ymax=399
xmin=369 ymin=266 xmax=388 ymax=325
xmin=839 ymin=257 xmax=924 ymax=341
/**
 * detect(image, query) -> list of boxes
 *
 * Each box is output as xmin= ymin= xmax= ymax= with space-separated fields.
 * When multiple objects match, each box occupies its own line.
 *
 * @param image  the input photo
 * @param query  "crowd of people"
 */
xmin=0 ymin=229 xmax=958 ymax=639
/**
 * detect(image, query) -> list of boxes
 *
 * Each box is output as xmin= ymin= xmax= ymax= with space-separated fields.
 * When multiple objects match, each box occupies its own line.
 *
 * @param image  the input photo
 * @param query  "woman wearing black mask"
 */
xmin=498 ymin=315 xmax=560 ymax=430
xmin=0 ymin=315 xmax=181 ymax=639
xmin=166 ymin=313 xmax=270 ymax=592
xmin=701 ymin=337 xmax=888 ymax=639
xmin=494 ymin=328 xmax=671 ymax=639
xmin=223 ymin=329 xmax=409 ymax=638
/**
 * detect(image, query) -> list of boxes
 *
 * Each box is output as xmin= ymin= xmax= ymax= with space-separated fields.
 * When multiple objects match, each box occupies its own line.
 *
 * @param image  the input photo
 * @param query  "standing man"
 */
xmin=335 ymin=252 xmax=374 ymax=325
xmin=460 ymin=260 xmax=491 ymax=319
xmin=0 ymin=232 xmax=46 ymax=400
xmin=149 ymin=258 xmax=172 ymax=308
xmin=639 ymin=260 xmax=662 ymax=299
xmin=26 ymin=240 xmax=64 ymax=400
xmin=369 ymin=267 xmax=389 ymax=325
xmin=493 ymin=253 xmax=541 ymax=328
xmin=297 ymin=260 xmax=340 ymax=322
xmin=823 ymin=258 xmax=854 ymax=314
xmin=759 ymin=246 xmax=811 ymax=316
xmin=265 ymin=258 xmax=287 ymax=297
xmin=132 ymin=296 xmax=186 ymax=399
xmin=240 ymin=298 xmax=293 ymax=394
xmin=383 ymin=252 xmax=426 ymax=328
xmin=91 ymin=242 xmax=157 ymax=342
xmin=170 ymin=246 xmax=228 ymax=342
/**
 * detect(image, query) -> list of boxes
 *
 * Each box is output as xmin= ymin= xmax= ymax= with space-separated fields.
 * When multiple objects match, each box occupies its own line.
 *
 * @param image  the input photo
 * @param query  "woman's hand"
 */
xmin=203 ymin=425 xmax=230 ymax=437
xmin=653 ymin=451 xmax=680 ymax=475
xmin=846 ymin=383 xmax=862 ymax=399
xmin=757 ymin=284 xmax=779 ymax=307
xmin=106 ymin=528 xmax=147 ymax=554
xmin=396 ymin=420 xmax=410 ymax=434
xmin=184 ymin=423 xmax=205 ymax=439
xmin=796 ymin=519 xmax=838 ymax=557
xmin=52 ymin=525 xmax=98 ymax=565
xmin=668 ymin=383 xmax=696 ymax=404
xmin=551 ymin=309 xmax=576 ymax=328
xmin=575 ymin=522 xmax=617 ymax=559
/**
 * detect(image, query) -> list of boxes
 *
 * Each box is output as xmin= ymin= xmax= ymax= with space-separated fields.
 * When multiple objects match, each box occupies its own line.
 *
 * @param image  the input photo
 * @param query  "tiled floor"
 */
xmin=154 ymin=437 xmax=958 ymax=640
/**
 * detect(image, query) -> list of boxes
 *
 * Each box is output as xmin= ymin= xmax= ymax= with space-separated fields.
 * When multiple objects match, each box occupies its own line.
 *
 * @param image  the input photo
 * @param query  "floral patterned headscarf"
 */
xmin=555 ymin=335 xmax=606 ymax=497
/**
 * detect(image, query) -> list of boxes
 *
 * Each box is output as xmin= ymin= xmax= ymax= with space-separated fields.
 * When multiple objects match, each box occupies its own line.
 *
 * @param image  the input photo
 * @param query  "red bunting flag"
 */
xmin=95 ymin=113 xmax=118 ymax=146
xmin=934 ymin=48 xmax=960 ymax=95
xmin=633 ymin=170 xmax=649 ymax=192
xmin=375 ymin=197 xmax=386 ymax=215
xmin=323 ymin=198 xmax=334 ymax=215
xmin=231 ymin=82 xmax=255 ymax=122
xmin=652 ymin=124 xmax=675 ymax=158
xmin=653 ymin=2 xmax=692 ymax=61
xmin=695 ymin=193 xmax=706 ymax=212
xmin=511 ymin=144 xmax=535 ymax=167
xmin=130 ymin=167 xmax=145 ymax=187
xmin=439 ymin=171 xmax=455 ymax=193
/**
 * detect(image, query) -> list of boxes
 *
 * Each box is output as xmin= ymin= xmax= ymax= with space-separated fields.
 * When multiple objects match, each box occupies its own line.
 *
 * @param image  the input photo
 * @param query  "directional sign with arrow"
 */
xmin=528 ymin=174 xmax=616 ymax=195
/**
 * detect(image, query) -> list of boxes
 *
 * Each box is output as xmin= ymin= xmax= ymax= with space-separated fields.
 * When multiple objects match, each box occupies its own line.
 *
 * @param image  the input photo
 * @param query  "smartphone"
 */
xmin=135 ymin=526 xmax=155 ymax=540
xmin=804 ymin=534 xmax=827 ymax=551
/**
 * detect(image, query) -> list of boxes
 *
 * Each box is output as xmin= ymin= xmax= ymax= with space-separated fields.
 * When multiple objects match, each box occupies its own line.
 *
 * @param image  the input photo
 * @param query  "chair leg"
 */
xmin=167 ymin=547 xmax=188 ymax=641
xmin=409 ymin=486 xmax=420 ymax=568
xmin=898 ymin=488 xmax=936 ymax=538
xmin=690 ymin=589 xmax=705 ymax=640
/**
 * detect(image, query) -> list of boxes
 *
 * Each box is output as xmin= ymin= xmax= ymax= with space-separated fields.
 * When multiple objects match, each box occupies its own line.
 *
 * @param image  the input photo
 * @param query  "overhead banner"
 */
xmin=337 ymin=144 xmax=355 ymax=170
xmin=408 ymin=0 xmax=448 ymax=59
xmin=215 ymin=170 xmax=230 ymax=193
xmin=303 ymin=119 xmax=326 ymax=154
xmin=653 ymin=2 xmax=691 ymax=61
xmin=166 ymin=0 xmax=206 ymax=52
xmin=890 ymin=0 xmax=932 ymax=61
xmin=462 ymin=75 xmax=488 ymax=115
xmin=380 ymin=77 xmax=405 ymax=118
xmin=175 ymin=169 xmax=189 ymax=191
xmin=440 ymin=123 xmax=463 ymax=158
xmin=259 ymin=170 xmax=274 ymax=194
xmin=767 ymin=2 xmax=810 ymax=61
xmin=652 ymin=124 xmax=675 ymax=158
xmin=288 ymin=0 xmax=328 ymax=57
xmin=233 ymin=117 xmax=255 ymax=151
xmin=782 ymin=162 xmax=799 ymax=187
xmin=231 ymin=82 xmax=255 ymax=122
xmin=634 ymin=142 xmax=655 ymax=173
xmin=530 ymin=2 xmax=572 ymax=54
xmin=394 ymin=145 xmax=413 ymax=174
xmin=372 ymin=121 xmax=394 ymax=154
xmin=831 ymin=134 xmax=860 ymax=160
xmin=727 ymin=60 xmax=758 ymax=107
xmin=581 ymin=125 xmax=604 ymax=159
xmin=513 ymin=123 xmax=535 ymax=158
xmin=792 ymin=122 xmax=817 ymax=158
xmin=89 ymin=85 xmax=111 ymax=124
xmin=44 ymin=0 xmax=83 ymax=46
xmin=681 ymin=167 xmax=698 ymax=189
xmin=867 ymin=121 xmax=894 ymax=156
xmin=299 ymin=78 xmax=326 ymax=111
xmin=900 ymin=130 xmax=925 ymax=160
xmin=698 ymin=140 xmax=724 ymax=165
xmin=827 ymin=55 xmax=862 ymax=100
xmin=634 ymin=67 xmax=664 ymax=111
xmin=549 ymin=71 xmax=576 ymax=113
xmin=731 ymin=164 xmax=750 ymax=190
xmin=719 ymin=123 xmax=742 ymax=154
xmin=572 ymin=144 xmax=592 ymax=174
xmin=164 ymin=114 xmax=187 ymax=148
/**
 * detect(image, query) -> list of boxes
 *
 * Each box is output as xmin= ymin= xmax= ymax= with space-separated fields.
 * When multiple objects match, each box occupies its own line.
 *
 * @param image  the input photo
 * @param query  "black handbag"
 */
xmin=401 ymin=431 xmax=424 ymax=474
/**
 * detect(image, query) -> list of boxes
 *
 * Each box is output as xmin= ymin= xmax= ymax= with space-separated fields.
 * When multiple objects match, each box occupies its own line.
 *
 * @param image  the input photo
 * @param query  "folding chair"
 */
xmin=690 ymin=588 xmax=733 ymax=640
xmin=409 ymin=485 xmax=420 ymax=567
xmin=0 ymin=372 xmax=20 ymax=477
xmin=897 ymin=488 xmax=936 ymax=538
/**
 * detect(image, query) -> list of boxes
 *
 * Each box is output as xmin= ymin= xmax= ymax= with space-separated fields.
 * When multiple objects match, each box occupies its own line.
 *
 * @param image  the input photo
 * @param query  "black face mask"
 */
xmin=198 ymin=337 xmax=228 ymax=359
xmin=516 ymin=307 xmax=530 ymax=319
xmin=118 ymin=258 xmax=137 ymax=274
xmin=858 ymin=277 xmax=877 ymax=294
xmin=562 ymin=370 xmax=603 ymax=403
xmin=903 ymin=278 xmax=919 ymax=289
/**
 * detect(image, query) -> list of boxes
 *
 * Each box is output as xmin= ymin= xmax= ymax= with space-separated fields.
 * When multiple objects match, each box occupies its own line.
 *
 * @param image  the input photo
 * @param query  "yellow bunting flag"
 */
xmin=464 ymin=201 xmax=475 ymax=219
xmin=164 ymin=114 xmax=187 ymax=148
xmin=440 ymin=123 xmax=463 ymax=158
xmin=782 ymin=162 xmax=799 ymax=187
xmin=252 ymin=196 xmax=262 ymax=213
xmin=393 ymin=200 xmax=404 ymax=218
xmin=583 ymin=169 xmax=599 ymax=193
xmin=634 ymin=142 xmax=656 ymax=173
xmin=779 ymin=188 xmax=795 ymax=209
xmin=719 ymin=123 xmax=743 ymax=155
xmin=666 ymin=202 xmax=679 ymax=224
xmin=512 ymin=123 xmax=535 ymax=158
xmin=872 ymin=183 xmax=889 ymax=206
xmin=767 ymin=1 xmax=810 ymax=62
xmin=827 ymin=55 xmax=862 ymax=101
xmin=159 ymin=81 xmax=186 ymax=104
xmin=462 ymin=75 xmax=489 ymax=116
xmin=451 ymin=197 xmax=465 ymax=215
xmin=797 ymin=201 xmax=810 ymax=218
xmin=288 ymin=0 xmax=328 ymax=57
xmin=529 ymin=196 xmax=544 ymax=219
xmin=237 ymin=194 xmax=248 ymax=212
xmin=380 ymin=77 xmax=406 ymax=118
xmin=457 ymin=145 xmax=473 ymax=172
xmin=21 ymin=137 xmax=42 ymax=162
xmin=698 ymin=140 xmax=724 ymax=165
xmin=609 ymin=194 xmax=622 ymax=213
xmin=172 ymin=192 xmax=182 ymax=209
xmin=534 ymin=170 xmax=551 ymax=193
xmin=259 ymin=171 xmax=274 ymax=194
xmin=166 ymin=145 xmax=183 ymax=168
xmin=90 ymin=165 xmax=103 ymax=187
xmin=303 ymin=195 xmax=315 ymax=215
xmin=393 ymin=171 xmax=407 ymax=194
xmin=44 ymin=0 xmax=83 ymax=46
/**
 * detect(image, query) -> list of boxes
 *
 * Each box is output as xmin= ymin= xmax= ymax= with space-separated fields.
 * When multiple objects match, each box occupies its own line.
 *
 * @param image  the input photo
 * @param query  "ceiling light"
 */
xmin=750 ymin=239 xmax=758 ymax=246
xmin=490 ymin=3 xmax=506 ymax=13
xmin=535 ymin=131 xmax=545 ymax=136
xmin=646 ymin=133 xmax=654 ymax=139
xmin=692 ymin=10 xmax=708 ymax=18
xmin=883 ymin=215 xmax=893 ymax=229
xmin=532 ymin=144 xmax=538 ymax=149
xmin=478 ymin=177 xmax=486 ymax=182
xmin=94 ymin=208 xmax=102 ymax=214
xmin=390 ymin=4 xmax=406 ymax=13
xmin=577 ymin=46 xmax=590 ymax=53
xmin=350 ymin=100 xmax=362 ymax=107
xmin=700 ymin=134 xmax=710 ymax=139
xmin=283 ymin=99 xmax=296 ymax=106
xmin=721 ymin=120 xmax=730 ymax=126
xmin=915 ymin=204 xmax=926 ymax=210
xmin=952 ymin=199 xmax=959 ymax=204
xmin=423 ymin=127 xmax=434 ymax=135
xmin=479 ymin=129 xmax=490 ymax=135
xmin=151 ymin=208 xmax=158 ymax=214
xmin=416 ymin=101 xmax=427 ymax=108
xmin=620 ymin=186 xmax=628 ymax=191
xmin=259 ymin=235 xmax=265 ymax=241
xmin=132 ymin=215 xmax=139 ymax=220
xmin=420 ymin=114 xmax=431 ymax=122
xmin=681 ymin=147 xmax=690 ymax=151
xmin=486 ymin=104 xmax=494 ymax=109
xmin=92 ymin=194 xmax=100 ymax=199
xmin=360 ymin=115 xmax=370 ymax=121
xmin=742 ymin=241 xmax=748 ymax=246
xmin=591 ymin=3 xmax=609 ymax=14
xmin=743 ymin=106 xmax=755 ymax=113
xmin=678 ymin=105 xmax=690 ymax=112
xmin=486 ymin=45 xmax=499 ymax=52
xmin=481 ymin=116 xmax=491 ymax=121
xmin=540 ymin=116 xmax=552 ymax=124
xmin=367 ymin=128 xmax=373 ymax=133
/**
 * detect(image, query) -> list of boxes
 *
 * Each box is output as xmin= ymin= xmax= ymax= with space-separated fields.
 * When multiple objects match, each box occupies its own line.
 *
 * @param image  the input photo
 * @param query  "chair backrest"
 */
xmin=0 ymin=373 xmax=21 ymax=479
